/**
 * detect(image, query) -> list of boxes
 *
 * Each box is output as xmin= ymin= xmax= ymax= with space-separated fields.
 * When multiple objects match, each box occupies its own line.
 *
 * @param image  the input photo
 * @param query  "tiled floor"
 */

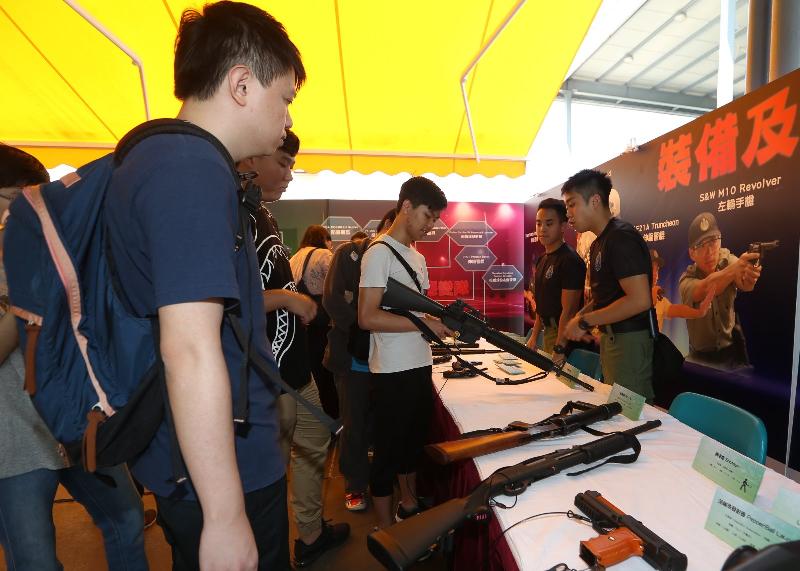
xmin=0 ymin=444 xmax=447 ymax=570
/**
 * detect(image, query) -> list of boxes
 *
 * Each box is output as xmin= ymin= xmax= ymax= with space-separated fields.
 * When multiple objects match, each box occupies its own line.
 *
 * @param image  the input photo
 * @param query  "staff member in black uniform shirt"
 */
xmin=525 ymin=198 xmax=585 ymax=365
xmin=562 ymin=170 xmax=655 ymax=401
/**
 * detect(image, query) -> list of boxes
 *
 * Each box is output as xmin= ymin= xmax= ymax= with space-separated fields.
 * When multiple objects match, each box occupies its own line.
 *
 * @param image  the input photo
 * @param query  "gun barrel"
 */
xmin=575 ymin=490 xmax=688 ymax=571
xmin=750 ymin=240 xmax=779 ymax=251
xmin=382 ymin=278 xmax=597 ymax=391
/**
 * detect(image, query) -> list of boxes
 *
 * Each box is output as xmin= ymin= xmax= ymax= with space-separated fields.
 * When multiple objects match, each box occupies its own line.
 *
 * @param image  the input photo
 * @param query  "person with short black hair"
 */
xmin=173 ymin=1 xmax=305 ymax=101
xmin=562 ymin=170 xmax=656 ymax=401
xmin=0 ymin=145 xmax=50 ymax=189
xmin=239 ymin=132 xmax=350 ymax=568
xmin=358 ymin=177 xmax=451 ymax=531
xmin=0 ymin=147 xmax=148 ymax=571
xmin=322 ymin=208 xmax=396 ymax=513
xmin=104 ymin=2 xmax=305 ymax=568
xmin=525 ymin=197 xmax=585 ymax=365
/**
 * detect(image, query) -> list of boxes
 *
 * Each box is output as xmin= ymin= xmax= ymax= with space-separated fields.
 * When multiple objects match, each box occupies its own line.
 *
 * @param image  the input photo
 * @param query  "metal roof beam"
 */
xmin=596 ymin=0 xmax=703 ymax=82
xmin=626 ymin=17 xmax=719 ymax=86
xmin=703 ymin=70 xmax=748 ymax=96
xmin=681 ymin=52 xmax=746 ymax=93
xmin=652 ymin=26 xmax=747 ymax=90
xmin=562 ymin=79 xmax=715 ymax=113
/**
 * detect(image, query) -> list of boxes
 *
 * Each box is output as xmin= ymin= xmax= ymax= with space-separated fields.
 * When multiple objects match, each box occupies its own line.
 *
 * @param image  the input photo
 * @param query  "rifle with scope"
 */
xmin=382 ymin=277 xmax=593 ymax=390
xmin=367 ymin=419 xmax=662 ymax=570
xmin=426 ymin=400 xmax=623 ymax=465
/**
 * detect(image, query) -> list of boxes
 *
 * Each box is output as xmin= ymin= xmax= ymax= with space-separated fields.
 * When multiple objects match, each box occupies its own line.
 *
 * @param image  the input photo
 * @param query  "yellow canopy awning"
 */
xmin=1 ymin=0 xmax=600 ymax=177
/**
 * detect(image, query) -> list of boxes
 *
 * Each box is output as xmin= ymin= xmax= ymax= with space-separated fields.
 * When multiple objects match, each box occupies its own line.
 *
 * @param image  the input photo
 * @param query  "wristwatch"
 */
xmin=578 ymin=317 xmax=592 ymax=331
xmin=553 ymin=344 xmax=566 ymax=355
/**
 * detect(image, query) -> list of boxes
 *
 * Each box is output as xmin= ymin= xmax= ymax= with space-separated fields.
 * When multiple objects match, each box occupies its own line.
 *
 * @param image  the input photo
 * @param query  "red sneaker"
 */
xmin=344 ymin=492 xmax=367 ymax=512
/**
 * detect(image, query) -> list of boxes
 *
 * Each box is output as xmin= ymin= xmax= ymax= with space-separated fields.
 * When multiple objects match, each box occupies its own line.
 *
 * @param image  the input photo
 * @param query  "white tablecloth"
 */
xmin=431 ymin=349 xmax=800 ymax=571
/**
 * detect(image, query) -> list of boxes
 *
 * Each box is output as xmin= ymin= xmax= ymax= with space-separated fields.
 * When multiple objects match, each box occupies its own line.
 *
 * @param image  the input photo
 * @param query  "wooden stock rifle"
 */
xmin=368 ymin=420 xmax=662 ymax=570
xmin=425 ymin=400 xmax=623 ymax=465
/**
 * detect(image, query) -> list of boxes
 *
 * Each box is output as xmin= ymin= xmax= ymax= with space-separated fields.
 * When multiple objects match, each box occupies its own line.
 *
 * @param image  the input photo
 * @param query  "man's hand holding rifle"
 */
xmin=382 ymin=277 xmax=595 ymax=391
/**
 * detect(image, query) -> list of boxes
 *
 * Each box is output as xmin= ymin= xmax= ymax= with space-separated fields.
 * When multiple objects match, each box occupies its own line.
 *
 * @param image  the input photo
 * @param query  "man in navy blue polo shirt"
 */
xmin=105 ymin=3 xmax=305 ymax=569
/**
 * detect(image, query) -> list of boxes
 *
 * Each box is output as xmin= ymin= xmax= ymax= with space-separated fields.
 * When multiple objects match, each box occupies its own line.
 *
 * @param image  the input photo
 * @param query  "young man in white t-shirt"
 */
xmin=358 ymin=176 xmax=451 ymax=530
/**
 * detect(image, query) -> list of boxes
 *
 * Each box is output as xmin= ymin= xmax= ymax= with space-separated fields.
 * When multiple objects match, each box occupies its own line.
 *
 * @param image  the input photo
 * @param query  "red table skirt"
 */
xmin=425 ymin=392 xmax=520 ymax=571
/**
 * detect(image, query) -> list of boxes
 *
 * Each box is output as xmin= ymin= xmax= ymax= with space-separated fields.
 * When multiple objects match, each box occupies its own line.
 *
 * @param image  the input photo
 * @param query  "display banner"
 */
xmin=526 ymin=69 xmax=800 ymax=465
xmin=268 ymin=199 xmax=525 ymax=333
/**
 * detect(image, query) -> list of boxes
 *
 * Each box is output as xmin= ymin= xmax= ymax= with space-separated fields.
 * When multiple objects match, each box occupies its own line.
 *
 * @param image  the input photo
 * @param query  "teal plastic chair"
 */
xmin=668 ymin=392 xmax=768 ymax=464
xmin=566 ymin=348 xmax=602 ymax=380
xmin=525 ymin=329 xmax=545 ymax=349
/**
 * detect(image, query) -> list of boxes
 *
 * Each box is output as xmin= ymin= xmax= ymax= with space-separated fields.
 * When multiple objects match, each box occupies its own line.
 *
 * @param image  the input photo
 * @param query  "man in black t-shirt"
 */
xmin=525 ymin=198 xmax=585 ymax=365
xmin=562 ymin=170 xmax=655 ymax=401
xmin=239 ymin=130 xmax=350 ymax=567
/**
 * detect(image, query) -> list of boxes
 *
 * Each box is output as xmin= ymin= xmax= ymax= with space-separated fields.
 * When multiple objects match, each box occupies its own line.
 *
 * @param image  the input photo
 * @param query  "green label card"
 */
xmin=691 ymin=437 xmax=765 ymax=502
xmin=705 ymin=488 xmax=800 ymax=549
xmin=771 ymin=487 xmax=800 ymax=527
xmin=607 ymin=383 xmax=645 ymax=420
xmin=562 ymin=363 xmax=581 ymax=380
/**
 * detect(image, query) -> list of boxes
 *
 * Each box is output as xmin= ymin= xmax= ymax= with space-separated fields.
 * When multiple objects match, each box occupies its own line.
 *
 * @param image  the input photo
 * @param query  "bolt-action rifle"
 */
xmin=426 ymin=401 xmax=623 ymax=465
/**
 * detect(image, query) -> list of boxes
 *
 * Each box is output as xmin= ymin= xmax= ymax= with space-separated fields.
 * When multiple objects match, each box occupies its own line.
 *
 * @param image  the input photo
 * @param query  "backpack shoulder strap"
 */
xmin=114 ymin=118 xmax=238 ymax=183
xmin=300 ymin=248 xmax=320 ymax=281
xmin=368 ymin=240 xmax=423 ymax=293
xmin=114 ymin=119 xmax=253 ymax=251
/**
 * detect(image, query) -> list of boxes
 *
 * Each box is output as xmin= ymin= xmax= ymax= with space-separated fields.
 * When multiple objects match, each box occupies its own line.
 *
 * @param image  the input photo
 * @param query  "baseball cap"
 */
xmin=688 ymin=212 xmax=721 ymax=249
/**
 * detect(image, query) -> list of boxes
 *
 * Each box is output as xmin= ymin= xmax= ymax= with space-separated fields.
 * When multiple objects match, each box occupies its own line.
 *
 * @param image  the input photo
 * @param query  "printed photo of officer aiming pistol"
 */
xmin=678 ymin=212 xmax=775 ymax=370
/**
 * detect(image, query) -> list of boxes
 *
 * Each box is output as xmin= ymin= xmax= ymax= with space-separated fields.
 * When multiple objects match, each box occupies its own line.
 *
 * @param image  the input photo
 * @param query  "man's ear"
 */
xmin=228 ymin=65 xmax=251 ymax=107
xmin=239 ymin=156 xmax=256 ymax=171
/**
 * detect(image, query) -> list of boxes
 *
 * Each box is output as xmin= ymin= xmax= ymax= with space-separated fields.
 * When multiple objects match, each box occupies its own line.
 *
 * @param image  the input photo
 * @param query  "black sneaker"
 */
xmin=395 ymin=503 xmax=422 ymax=523
xmin=293 ymin=519 xmax=350 ymax=568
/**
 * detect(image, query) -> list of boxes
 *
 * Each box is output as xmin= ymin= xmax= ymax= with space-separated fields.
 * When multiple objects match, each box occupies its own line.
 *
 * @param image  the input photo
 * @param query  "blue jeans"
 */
xmin=0 ymin=465 xmax=147 ymax=571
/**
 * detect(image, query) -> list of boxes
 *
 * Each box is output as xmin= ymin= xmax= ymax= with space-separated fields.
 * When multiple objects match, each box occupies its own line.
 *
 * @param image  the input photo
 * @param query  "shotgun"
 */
xmin=368 ymin=420 xmax=662 ymax=571
xmin=426 ymin=401 xmax=623 ymax=465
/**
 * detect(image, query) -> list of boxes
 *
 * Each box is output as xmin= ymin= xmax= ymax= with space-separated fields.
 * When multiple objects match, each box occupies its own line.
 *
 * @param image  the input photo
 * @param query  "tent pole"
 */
xmin=64 ymin=0 xmax=150 ymax=121
xmin=460 ymin=0 xmax=528 ymax=163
